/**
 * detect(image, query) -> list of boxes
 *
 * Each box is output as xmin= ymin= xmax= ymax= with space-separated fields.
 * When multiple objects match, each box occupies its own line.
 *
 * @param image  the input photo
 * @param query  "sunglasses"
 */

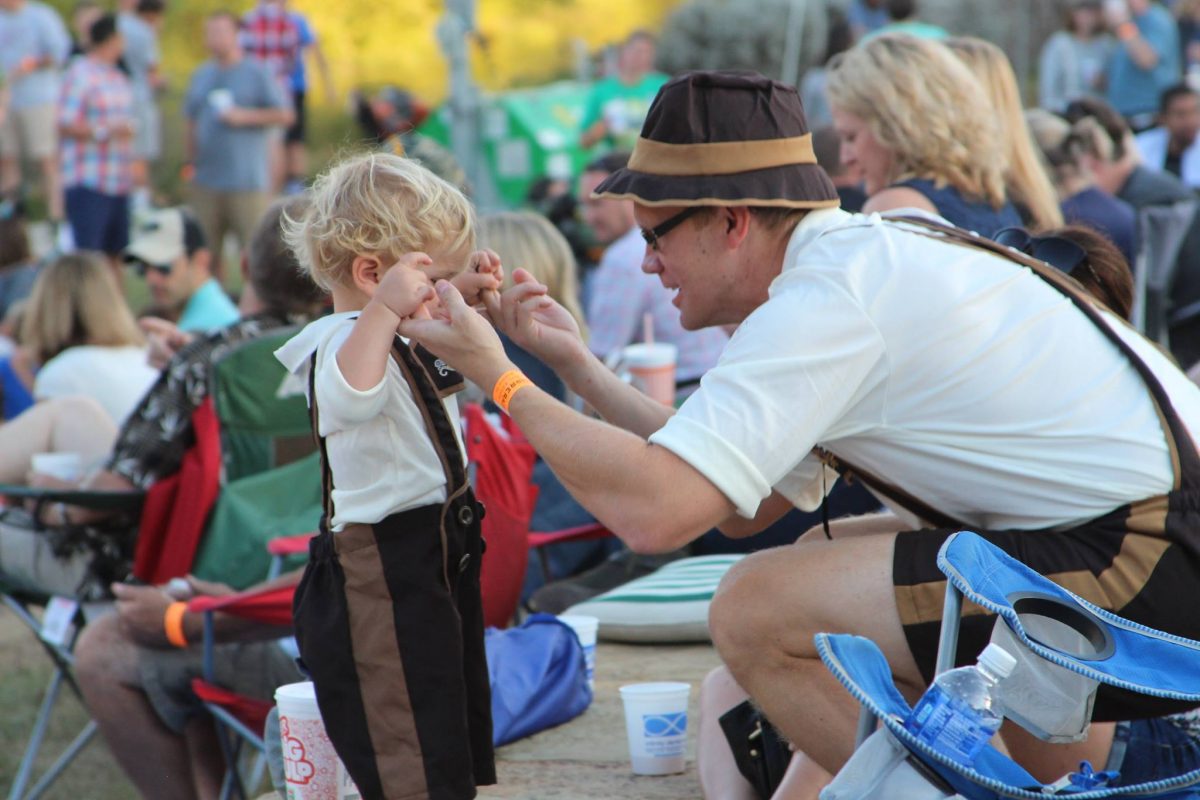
xmin=130 ymin=260 xmax=174 ymax=278
xmin=640 ymin=206 xmax=701 ymax=251
xmin=993 ymin=227 xmax=1088 ymax=273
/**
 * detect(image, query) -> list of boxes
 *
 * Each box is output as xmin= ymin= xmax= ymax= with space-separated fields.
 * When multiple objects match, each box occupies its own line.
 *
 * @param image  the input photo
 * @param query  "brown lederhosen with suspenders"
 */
xmin=292 ymin=336 xmax=495 ymax=800
xmin=816 ymin=215 xmax=1200 ymax=721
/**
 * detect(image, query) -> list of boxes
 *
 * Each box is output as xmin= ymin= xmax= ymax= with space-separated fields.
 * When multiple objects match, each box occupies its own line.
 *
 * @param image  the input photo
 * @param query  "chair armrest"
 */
xmin=266 ymin=532 xmax=316 ymax=557
xmin=528 ymin=522 xmax=612 ymax=549
xmin=0 ymin=484 xmax=145 ymax=519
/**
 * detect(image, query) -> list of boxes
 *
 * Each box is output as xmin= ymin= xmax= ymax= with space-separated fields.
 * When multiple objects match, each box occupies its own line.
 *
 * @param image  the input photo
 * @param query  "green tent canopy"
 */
xmin=421 ymin=80 xmax=597 ymax=209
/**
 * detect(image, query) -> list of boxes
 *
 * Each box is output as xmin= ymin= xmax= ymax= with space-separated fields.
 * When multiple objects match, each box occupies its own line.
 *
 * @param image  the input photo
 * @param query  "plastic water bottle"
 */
xmin=903 ymin=643 xmax=1018 ymax=765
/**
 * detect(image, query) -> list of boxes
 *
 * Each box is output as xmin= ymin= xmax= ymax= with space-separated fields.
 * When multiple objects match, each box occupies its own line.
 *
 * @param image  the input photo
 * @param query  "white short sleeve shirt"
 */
xmin=649 ymin=209 xmax=1200 ymax=530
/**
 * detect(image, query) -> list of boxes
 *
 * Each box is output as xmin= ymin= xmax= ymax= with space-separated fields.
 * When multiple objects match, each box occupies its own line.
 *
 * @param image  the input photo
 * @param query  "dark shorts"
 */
xmin=140 ymin=639 xmax=301 ymax=734
xmin=293 ymin=500 xmax=495 ymax=800
xmin=1108 ymin=713 xmax=1200 ymax=785
xmin=65 ymin=186 xmax=129 ymax=255
xmin=285 ymin=88 xmax=306 ymax=144
xmin=893 ymin=506 xmax=1200 ymax=721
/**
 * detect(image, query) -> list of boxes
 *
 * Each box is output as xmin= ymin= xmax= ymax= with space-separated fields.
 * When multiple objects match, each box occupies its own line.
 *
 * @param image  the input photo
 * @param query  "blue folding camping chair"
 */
xmin=817 ymin=531 xmax=1200 ymax=799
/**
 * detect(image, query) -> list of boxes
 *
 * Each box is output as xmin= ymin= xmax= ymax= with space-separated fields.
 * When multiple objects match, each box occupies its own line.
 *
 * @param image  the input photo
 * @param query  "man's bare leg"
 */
xmin=39 ymin=155 xmax=61 ymax=221
xmin=74 ymin=614 xmax=199 ymax=800
xmin=1002 ymin=721 xmax=1115 ymax=784
xmin=0 ymin=396 xmax=118 ymax=483
xmin=184 ymin=715 xmax=229 ymax=800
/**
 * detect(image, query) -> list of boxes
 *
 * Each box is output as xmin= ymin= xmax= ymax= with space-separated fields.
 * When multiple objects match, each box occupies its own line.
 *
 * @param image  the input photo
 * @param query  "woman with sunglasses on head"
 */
xmin=826 ymin=34 xmax=1022 ymax=238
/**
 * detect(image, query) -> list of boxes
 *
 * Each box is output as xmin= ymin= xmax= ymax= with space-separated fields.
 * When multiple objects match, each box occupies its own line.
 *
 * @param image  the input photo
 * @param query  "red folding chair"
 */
xmin=187 ymin=583 xmax=297 ymax=800
xmin=463 ymin=404 xmax=612 ymax=627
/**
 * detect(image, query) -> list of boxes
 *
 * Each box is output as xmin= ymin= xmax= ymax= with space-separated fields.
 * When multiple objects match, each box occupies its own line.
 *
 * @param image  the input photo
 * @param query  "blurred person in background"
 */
xmin=847 ymin=0 xmax=889 ymax=41
xmin=0 ymin=195 xmax=39 ymax=321
xmin=1178 ymin=0 xmax=1200 ymax=75
xmin=239 ymin=0 xmax=301 ymax=193
xmin=1038 ymin=0 xmax=1113 ymax=114
xmin=68 ymin=0 xmax=101 ymax=57
xmin=864 ymin=0 xmax=948 ymax=41
xmin=1027 ymin=107 xmax=1138 ymax=264
xmin=19 ymin=250 xmax=157 ymax=424
xmin=580 ymin=30 xmax=669 ymax=152
xmin=949 ymin=36 xmax=1065 ymax=231
xmin=578 ymin=152 xmax=728 ymax=393
xmin=811 ymin=125 xmax=867 ymax=212
xmin=799 ymin=7 xmax=853 ymax=131
xmin=0 ymin=0 xmax=71 ymax=225
xmin=57 ymin=13 xmax=135 ymax=268
xmin=1104 ymin=0 xmax=1180 ymax=130
xmin=1135 ymin=82 xmax=1200 ymax=189
xmin=118 ymin=0 xmax=165 ymax=212
xmin=123 ymin=207 xmax=239 ymax=333
xmin=184 ymin=10 xmax=292 ymax=282
xmin=1067 ymin=96 xmax=1200 ymax=367
xmin=281 ymin=0 xmax=332 ymax=194
xmin=354 ymin=85 xmax=467 ymax=190
xmin=826 ymin=34 xmax=1021 ymax=236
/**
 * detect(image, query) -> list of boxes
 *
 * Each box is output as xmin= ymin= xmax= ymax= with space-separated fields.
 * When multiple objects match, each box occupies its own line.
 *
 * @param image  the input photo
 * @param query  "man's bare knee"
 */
xmin=709 ymin=553 xmax=791 ymax=673
xmin=75 ymin=612 xmax=141 ymax=690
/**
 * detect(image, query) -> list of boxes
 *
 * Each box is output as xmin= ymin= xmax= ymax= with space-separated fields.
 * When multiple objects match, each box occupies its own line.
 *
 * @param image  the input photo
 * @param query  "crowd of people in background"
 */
xmin=3 ymin=0 xmax=1200 ymax=797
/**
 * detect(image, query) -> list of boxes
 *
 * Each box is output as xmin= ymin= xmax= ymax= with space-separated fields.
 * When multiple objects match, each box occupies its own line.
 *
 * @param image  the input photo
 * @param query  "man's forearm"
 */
xmin=503 ymin=380 xmax=731 ymax=552
xmin=559 ymin=352 xmax=674 ymax=439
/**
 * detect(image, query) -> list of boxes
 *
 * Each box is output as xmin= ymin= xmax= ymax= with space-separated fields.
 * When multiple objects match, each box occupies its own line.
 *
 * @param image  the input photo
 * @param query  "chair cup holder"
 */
xmin=989 ymin=593 xmax=1111 ymax=743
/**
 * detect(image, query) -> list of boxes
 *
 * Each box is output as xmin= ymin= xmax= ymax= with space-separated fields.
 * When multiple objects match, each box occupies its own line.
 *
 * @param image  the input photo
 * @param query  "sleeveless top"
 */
xmin=894 ymin=178 xmax=1022 ymax=239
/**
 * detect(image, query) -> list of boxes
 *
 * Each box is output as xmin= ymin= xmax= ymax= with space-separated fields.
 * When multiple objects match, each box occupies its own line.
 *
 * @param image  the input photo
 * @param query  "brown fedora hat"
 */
xmin=593 ymin=70 xmax=840 ymax=209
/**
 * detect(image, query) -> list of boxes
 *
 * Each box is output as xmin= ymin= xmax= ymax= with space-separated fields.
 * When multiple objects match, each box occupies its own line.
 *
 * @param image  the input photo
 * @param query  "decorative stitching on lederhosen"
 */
xmin=307 ymin=336 xmax=472 ymax=585
xmin=812 ymin=214 xmax=1200 ymax=534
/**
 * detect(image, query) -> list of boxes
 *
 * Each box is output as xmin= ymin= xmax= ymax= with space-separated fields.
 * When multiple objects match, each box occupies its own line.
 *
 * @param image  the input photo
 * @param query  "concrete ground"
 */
xmin=478 ymin=641 xmax=722 ymax=800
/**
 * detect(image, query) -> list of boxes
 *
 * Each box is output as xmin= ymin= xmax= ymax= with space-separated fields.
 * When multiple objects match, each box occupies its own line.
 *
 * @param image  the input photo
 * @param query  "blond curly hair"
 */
xmin=826 ymin=34 xmax=1009 ymax=208
xmin=283 ymin=151 xmax=476 ymax=292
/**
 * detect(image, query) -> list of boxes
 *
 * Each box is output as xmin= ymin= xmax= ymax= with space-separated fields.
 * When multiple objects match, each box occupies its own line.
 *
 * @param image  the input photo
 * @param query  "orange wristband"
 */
xmin=164 ymin=601 xmax=188 ymax=648
xmin=492 ymin=369 xmax=533 ymax=412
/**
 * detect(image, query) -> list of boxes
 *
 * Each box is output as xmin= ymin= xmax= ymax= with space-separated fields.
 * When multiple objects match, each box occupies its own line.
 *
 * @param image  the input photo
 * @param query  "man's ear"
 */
xmin=350 ymin=255 xmax=382 ymax=294
xmin=191 ymin=248 xmax=212 ymax=278
xmin=722 ymin=207 xmax=753 ymax=250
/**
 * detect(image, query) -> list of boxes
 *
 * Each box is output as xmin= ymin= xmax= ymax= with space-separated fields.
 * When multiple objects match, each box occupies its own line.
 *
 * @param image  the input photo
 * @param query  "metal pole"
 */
xmin=437 ymin=0 xmax=499 ymax=209
xmin=781 ymin=0 xmax=806 ymax=86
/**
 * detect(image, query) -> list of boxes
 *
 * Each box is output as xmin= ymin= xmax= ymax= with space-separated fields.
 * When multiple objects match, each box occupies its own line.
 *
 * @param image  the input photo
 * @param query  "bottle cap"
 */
xmin=978 ymin=643 xmax=1017 ymax=678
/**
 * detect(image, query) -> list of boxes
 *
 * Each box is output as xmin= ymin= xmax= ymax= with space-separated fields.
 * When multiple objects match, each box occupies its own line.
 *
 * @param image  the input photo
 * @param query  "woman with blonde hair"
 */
xmin=948 ymin=36 xmax=1065 ymax=232
xmin=19 ymin=251 xmax=158 ymax=424
xmin=825 ymin=33 xmax=1022 ymax=237
xmin=478 ymin=211 xmax=588 ymax=403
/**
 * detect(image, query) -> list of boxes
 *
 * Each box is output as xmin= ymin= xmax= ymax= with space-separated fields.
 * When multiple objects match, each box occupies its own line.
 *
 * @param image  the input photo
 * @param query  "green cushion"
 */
xmin=564 ymin=554 xmax=743 ymax=643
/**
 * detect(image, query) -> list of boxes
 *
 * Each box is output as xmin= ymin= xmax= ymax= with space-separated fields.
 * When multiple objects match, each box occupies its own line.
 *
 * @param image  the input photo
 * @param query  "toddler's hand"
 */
xmin=452 ymin=249 xmax=504 ymax=306
xmin=375 ymin=253 xmax=435 ymax=320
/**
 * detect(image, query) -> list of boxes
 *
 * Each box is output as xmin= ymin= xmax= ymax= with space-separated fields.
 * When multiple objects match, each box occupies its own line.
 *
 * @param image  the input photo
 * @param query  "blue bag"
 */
xmin=485 ymin=613 xmax=593 ymax=747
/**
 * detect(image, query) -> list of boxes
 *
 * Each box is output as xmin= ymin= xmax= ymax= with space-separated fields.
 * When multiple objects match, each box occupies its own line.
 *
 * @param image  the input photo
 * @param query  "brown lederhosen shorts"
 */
xmin=893 ymin=496 xmax=1200 ymax=722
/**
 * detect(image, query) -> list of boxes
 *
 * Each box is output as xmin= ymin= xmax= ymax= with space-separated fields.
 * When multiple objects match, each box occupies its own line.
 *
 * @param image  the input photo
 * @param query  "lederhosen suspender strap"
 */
xmin=813 ymin=214 xmax=1200 ymax=530
xmin=307 ymin=337 xmax=470 ymax=532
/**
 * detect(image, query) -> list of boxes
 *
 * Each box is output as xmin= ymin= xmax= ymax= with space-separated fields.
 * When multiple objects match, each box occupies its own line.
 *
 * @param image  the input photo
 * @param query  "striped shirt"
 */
xmin=240 ymin=4 xmax=299 ymax=97
xmin=57 ymin=56 xmax=134 ymax=195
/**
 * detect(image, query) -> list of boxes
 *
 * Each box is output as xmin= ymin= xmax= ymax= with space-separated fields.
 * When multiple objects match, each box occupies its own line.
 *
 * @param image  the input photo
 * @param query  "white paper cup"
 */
xmin=30 ymin=452 xmax=83 ymax=482
xmin=275 ymin=681 xmax=359 ymax=799
xmin=619 ymin=681 xmax=690 ymax=775
xmin=620 ymin=343 xmax=678 ymax=406
xmin=208 ymin=88 xmax=234 ymax=113
xmin=558 ymin=614 xmax=598 ymax=690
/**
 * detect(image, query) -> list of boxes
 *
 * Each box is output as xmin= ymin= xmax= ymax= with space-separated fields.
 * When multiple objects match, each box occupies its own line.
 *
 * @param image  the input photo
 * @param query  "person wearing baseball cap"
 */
xmin=123 ymin=206 xmax=239 ymax=332
xmin=397 ymin=70 xmax=1200 ymax=786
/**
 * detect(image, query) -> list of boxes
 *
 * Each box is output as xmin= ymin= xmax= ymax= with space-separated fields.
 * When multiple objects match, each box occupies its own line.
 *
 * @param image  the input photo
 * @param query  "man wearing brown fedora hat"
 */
xmin=400 ymin=70 xmax=1200 ymax=786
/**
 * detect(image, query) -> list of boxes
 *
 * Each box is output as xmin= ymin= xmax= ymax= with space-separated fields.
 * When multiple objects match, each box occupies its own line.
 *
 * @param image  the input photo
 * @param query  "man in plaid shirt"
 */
xmin=57 ymin=12 xmax=134 ymax=263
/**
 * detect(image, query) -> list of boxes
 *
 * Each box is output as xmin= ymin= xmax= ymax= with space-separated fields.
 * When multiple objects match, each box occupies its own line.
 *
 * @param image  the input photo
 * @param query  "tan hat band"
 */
xmin=627 ymin=134 xmax=816 ymax=177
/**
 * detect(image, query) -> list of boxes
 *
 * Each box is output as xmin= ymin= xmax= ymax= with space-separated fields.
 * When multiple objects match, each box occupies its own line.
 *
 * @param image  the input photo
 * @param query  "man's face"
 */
xmin=579 ymin=171 xmax=636 ymax=246
xmin=635 ymin=204 xmax=737 ymax=330
xmin=142 ymin=252 xmax=201 ymax=314
xmin=1165 ymin=92 xmax=1200 ymax=148
xmin=619 ymin=37 xmax=655 ymax=77
xmin=73 ymin=6 xmax=100 ymax=42
xmin=205 ymin=16 xmax=239 ymax=58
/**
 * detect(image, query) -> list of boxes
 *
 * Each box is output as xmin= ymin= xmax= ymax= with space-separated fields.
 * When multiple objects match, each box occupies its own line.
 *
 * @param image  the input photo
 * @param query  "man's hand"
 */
xmin=374 ymin=254 xmax=436 ymax=321
xmin=451 ymin=248 xmax=504 ymax=306
xmin=111 ymin=582 xmax=177 ymax=649
xmin=483 ymin=268 xmax=589 ymax=373
xmin=399 ymin=280 xmax=513 ymax=388
xmin=140 ymin=317 xmax=194 ymax=369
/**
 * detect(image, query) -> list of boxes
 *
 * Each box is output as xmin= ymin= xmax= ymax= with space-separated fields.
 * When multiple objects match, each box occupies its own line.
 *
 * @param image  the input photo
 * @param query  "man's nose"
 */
xmin=641 ymin=249 xmax=662 ymax=275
